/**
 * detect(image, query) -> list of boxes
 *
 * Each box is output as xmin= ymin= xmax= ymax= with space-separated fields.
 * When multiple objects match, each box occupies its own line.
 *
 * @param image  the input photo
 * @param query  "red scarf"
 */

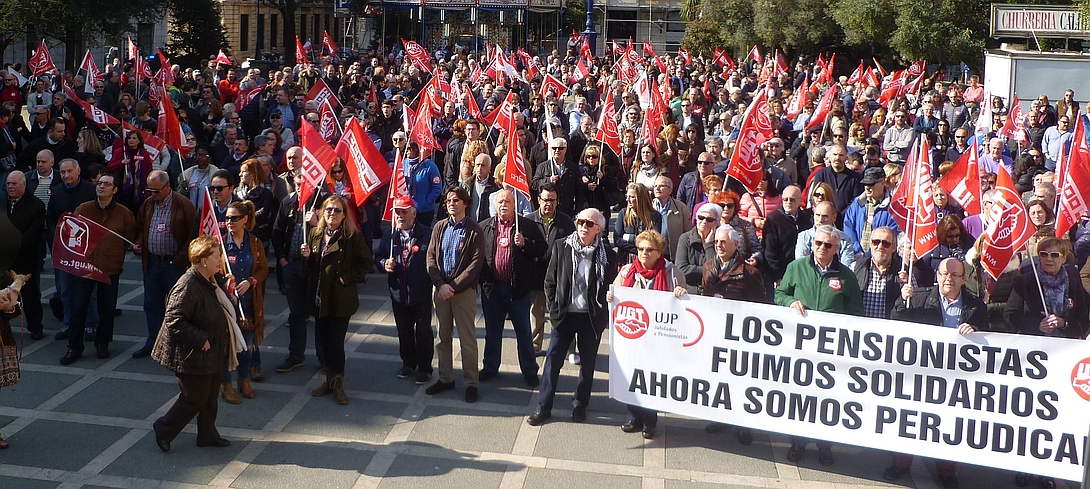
xmin=622 ymin=257 xmax=671 ymax=291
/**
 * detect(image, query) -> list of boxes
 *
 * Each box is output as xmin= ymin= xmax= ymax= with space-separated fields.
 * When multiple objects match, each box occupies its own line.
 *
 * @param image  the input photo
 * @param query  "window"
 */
xmin=313 ymin=14 xmax=320 ymax=46
xmin=240 ymin=14 xmax=250 ymax=52
xmin=257 ymin=14 xmax=265 ymax=53
xmin=606 ymin=10 xmax=636 ymax=41
xmin=664 ymin=11 xmax=684 ymax=32
xmin=271 ymin=14 xmax=278 ymax=47
xmin=299 ymin=15 xmax=307 ymax=46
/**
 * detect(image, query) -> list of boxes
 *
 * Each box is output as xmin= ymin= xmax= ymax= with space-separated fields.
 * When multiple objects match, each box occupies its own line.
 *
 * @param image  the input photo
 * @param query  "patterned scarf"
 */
xmin=1037 ymin=263 xmax=1069 ymax=321
xmin=565 ymin=232 xmax=607 ymax=309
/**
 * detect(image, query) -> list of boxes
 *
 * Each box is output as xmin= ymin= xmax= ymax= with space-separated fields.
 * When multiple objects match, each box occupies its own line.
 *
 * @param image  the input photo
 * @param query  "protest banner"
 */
xmin=609 ymin=287 xmax=1090 ymax=481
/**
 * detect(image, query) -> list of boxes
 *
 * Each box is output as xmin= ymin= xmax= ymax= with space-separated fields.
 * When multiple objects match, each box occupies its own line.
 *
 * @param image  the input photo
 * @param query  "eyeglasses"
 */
xmin=324 ymin=207 xmax=344 ymax=214
xmin=937 ymin=271 xmax=965 ymax=278
xmin=1038 ymin=251 xmax=1063 ymax=259
xmin=696 ymin=215 xmax=717 ymax=222
xmin=539 ymin=197 xmax=557 ymax=203
xmin=813 ymin=240 xmax=835 ymax=250
xmin=812 ymin=192 xmax=826 ymax=198
xmin=225 ymin=214 xmax=246 ymax=222
xmin=870 ymin=238 xmax=892 ymax=248
xmin=208 ymin=185 xmax=227 ymax=192
xmin=586 ymin=155 xmax=600 ymax=159
xmin=96 ymin=181 xmax=114 ymax=187
xmin=144 ymin=187 xmax=165 ymax=194
xmin=720 ymin=203 xmax=736 ymax=209
xmin=331 ymin=168 xmax=345 ymax=174
xmin=550 ymin=146 xmax=566 ymax=151
xmin=575 ymin=218 xmax=597 ymax=228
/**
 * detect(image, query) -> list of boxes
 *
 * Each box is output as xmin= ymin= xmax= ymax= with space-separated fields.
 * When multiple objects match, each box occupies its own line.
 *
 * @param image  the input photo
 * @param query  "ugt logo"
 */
xmin=613 ymin=301 xmax=649 ymax=339
xmin=60 ymin=217 xmax=91 ymax=257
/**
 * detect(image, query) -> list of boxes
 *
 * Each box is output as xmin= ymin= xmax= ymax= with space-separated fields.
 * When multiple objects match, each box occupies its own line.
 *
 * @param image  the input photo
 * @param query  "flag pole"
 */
xmin=1028 ymin=249 xmax=1050 ymax=317
xmin=390 ymin=147 xmax=402 ymax=261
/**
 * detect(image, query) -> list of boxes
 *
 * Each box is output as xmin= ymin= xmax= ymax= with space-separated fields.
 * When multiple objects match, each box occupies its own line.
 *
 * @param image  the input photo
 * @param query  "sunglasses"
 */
xmin=870 ymin=239 xmax=892 ymax=248
xmin=225 ymin=214 xmax=246 ymax=222
xmin=1038 ymin=251 xmax=1063 ymax=259
xmin=637 ymin=247 xmax=659 ymax=253
xmin=720 ymin=203 xmax=736 ymax=209
xmin=813 ymin=240 xmax=835 ymax=250
xmin=812 ymin=192 xmax=826 ymax=198
xmin=575 ymin=218 xmax=597 ymax=228
xmin=208 ymin=185 xmax=227 ymax=192
xmin=696 ymin=215 xmax=717 ymax=222
xmin=144 ymin=187 xmax=165 ymax=194
xmin=325 ymin=207 xmax=344 ymax=214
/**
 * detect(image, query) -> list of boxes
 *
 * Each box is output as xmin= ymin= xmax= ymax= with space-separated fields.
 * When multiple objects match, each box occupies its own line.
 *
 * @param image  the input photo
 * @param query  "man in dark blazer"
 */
xmin=479 ymin=189 xmax=548 ymax=386
xmin=425 ymin=185 xmax=487 ymax=403
xmin=527 ymin=183 xmax=576 ymax=354
xmin=530 ymin=137 xmax=583 ymax=218
xmin=528 ymin=207 xmax=617 ymax=426
xmin=6 ymin=170 xmax=46 ymax=339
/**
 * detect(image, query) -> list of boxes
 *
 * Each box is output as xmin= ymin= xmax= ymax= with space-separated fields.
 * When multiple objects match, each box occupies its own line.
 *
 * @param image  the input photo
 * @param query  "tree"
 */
xmin=167 ymin=0 xmax=228 ymax=67
xmin=264 ymin=0 xmax=301 ymax=64
xmin=680 ymin=18 xmax=725 ymax=56
xmin=888 ymin=0 xmax=988 ymax=65
xmin=829 ymin=0 xmax=897 ymax=47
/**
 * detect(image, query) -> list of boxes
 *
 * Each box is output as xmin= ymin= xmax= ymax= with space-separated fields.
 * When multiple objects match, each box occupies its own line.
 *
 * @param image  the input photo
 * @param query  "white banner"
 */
xmin=608 ymin=287 xmax=1090 ymax=481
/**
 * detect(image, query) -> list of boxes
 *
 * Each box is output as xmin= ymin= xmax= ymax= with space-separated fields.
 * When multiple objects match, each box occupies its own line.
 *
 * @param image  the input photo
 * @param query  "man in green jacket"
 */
xmin=774 ymin=223 xmax=863 ymax=466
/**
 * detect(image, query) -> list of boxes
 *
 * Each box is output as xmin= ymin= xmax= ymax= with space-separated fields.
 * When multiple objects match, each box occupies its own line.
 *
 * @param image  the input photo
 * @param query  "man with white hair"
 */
xmin=527 ymin=207 xmax=617 ymax=426
xmin=531 ymin=137 xmax=582 ymax=217
xmin=651 ymin=175 xmax=692 ymax=260
xmin=776 ymin=223 xmax=863 ymax=465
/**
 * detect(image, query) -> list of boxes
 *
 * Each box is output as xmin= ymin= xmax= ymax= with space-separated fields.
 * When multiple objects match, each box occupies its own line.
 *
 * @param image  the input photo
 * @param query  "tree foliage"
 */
xmin=679 ymin=18 xmax=725 ymax=55
xmin=167 ymin=0 xmax=228 ymax=67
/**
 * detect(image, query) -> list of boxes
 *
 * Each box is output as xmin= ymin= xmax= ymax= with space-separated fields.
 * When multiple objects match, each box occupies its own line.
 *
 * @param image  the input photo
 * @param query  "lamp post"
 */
xmin=583 ymin=0 xmax=596 ymax=56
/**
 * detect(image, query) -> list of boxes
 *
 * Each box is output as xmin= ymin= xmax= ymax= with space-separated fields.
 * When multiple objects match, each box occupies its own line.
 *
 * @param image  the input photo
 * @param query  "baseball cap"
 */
xmin=392 ymin=196 xmax=415 ymax=210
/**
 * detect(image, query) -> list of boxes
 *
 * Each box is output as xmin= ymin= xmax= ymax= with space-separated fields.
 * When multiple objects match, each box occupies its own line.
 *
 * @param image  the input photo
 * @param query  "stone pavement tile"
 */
xmin=664 ymin=426 xmax=778 ymax=478
xmin=257 ymin=321 xmax=296 ymax=348
xmin=474 ymin=379 xmax=534 ymax=407
xmin=260 ymin=362 xmax=323 ymax=387
xmin=0 ymin=475 xmax=58 ymax=489
xmin=231 ymin=441 xmax=376 ymax=489
xmin=346 ymin=358 xmax=420 ymax=398
xmin=587 ymin=378 xmax=629 ymax=415
xmin=525 ymin=467 xmax=642 ymax=488
xmin=101 ymin=431 xmax=245 ymax=484
xmin=926 ymin=460 xmax=1020 ymax=489
xmin=407 ymin=405 xmax=522 ymax=453
xmin=112 ymin=356 xmax=178 ymax=377
xmin=376 ymin=453 xmax=506 ymax=489
xmin=0 ymin=420 xmax=129 ymax=471
xmin=796 ymin=443 xmax=901 ymax=486
xmin=664 ymin=481 xmax=759 ymax=489
xmin=283 ymin=397 xmax=406 ymax=442
xmin=53 ymin=377 xmax=179 ymax=421
xmin=0 ymin=371 xmax=82 ymax=408
xmin=533 ymin=411 xmax=644 ymax=466
xmin=216 ymin=389 xmax=297 ymax=430
xmin=354 ymin=324 xmax=400 ymax=354
xmin=20 ymin=339 xmax=139 ymax=369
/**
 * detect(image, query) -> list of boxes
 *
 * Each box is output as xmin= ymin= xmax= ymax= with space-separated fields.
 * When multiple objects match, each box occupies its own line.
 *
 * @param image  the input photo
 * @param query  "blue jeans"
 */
xmin=281 ymin=259 xmax=310 ymax=362
xmin=142 ymin=256 xmax=183 ymax=348
xmin=56 ymin=269 xmax=98 ymax=330
xmin=481 ymin=283 xmax=538 ymax=377
xmin=222 ymin=330 xmax=255 ymax=383
xmin=67 ymin=274 xmax=120 ymax=353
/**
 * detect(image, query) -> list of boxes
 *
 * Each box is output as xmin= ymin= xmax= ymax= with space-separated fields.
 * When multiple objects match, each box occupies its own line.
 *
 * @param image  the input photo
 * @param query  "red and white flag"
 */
xmin=540 ymin=74 xmax=567 ymax=99
xmin=322 ymin=31 xmax=339 ymax=56
xmin=570 ymin=59 xmax=590 ymax=83
xmin=774 ymin=50 xmax=789 ymax=77
xmin=80 ymin=50 xmax=103 ymax=90
xmin=29 ymin=40 xmax=56 ymax=77
xmin=118 ymin=122 xmax=168 ymax=161
xmin=906 ymin=59 xmax=926 ymax=78
xmin=580 ymin=36 xmax=593 ymax=61
xmin=236 ymin=84 xmax=266 ymax=112
xmin=296 ymin=36 xmax=308 ymax=65
xmin=335 ymin=117 xmax=392 ymax=206
xmin=482 ymin=91 xmax=517 ymax=133
xmin=978 ymin=167 xmax=1033 ymax=279
xmin=595 ymin=91 xmax=622 ymax=157
xmin=156 ymin=49 xmax=174 ymax=89
xmin=297 ymin=120 xmax=337 ymax=209
xmin=502 ymin=114 xmax=531 ymax=198
xmin=878 ymin=70 xmax=907 ymax=107
xmin=747 ymin=45 xmax=761 ymax=64
xmin=872 ymin=57 xmax=887 ymax=77
xmin=62 ymin=78 xmax=119 ymax=127
xmin=846 ymin=60 xmax=865 ymax=85
xmin=889 ymin=140 xmax=939 ymax=259
xmin=200 ymin=189 xmax=224 ymax=241
xmin=805 ymin=85 xmax=840 ymax=132
xmin=817 ymin=53 xmax=835 ymax=85
xmin=52 ymin=213 xmax=113 ymax=284
xmin=402 ymin=39 xmax=432 ymax=72
xmin=725 ymin=89 xmax=772 ymax=194
xmin=215 ymin=50 xmax=232 ymax=66
xmin=999 ymin=94 xmax=1027 ymax=142
xmin=713 ymin=48 xmax=736 ymax=72
xmin=785 ymin=75 xmax=808 ymax=123
xmin=383 ymin=149 xmax=410 ymax=221
xmin=1055 ymin=115 xmax=1090 ymax=238
xmin=409 ymin=90 xmax=439 ymax=151
xmin=862 ymin=67 xmax=880 ymax=88
xmin=938 ymin=138 xmax=983 ymax=216
xmin=305 ymin=78 xmax=341 ymax=111
xmin=318 ymin=101 xmax=340 ymax=142
xmin=126 ymin=37 xmax=139 ymax=61
xmin=156 ymin=86 xmax=188 ymax=158
xmin=678 ymin=46 xmax=692 ymax=66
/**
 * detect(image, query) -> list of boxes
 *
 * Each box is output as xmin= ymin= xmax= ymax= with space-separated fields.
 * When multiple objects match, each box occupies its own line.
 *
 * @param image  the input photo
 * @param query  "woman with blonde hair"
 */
xmin=614 ymin=183 xmax=661 ymax=263
xmin=459 ymin=140 xmax=490 ymax=182
xmin=75 ymin=128 xmax=107 ymax=172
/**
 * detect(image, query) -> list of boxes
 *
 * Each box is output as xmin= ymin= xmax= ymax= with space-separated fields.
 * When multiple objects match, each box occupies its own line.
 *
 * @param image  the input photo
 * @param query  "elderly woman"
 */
xmin=614 ymin=183 xmax=662 ymax=264
xmin=931 ymin=183 xmax=964 ymax=221
xmin=712 ymin=191 xmax=761 ymax=266
xmin=675 ymin=203 xmax=721 ymax=293
xmin=607 ymin=230 xmax=686 ymax=439
xmin=152 ymin=236 xmax=243 ymax=452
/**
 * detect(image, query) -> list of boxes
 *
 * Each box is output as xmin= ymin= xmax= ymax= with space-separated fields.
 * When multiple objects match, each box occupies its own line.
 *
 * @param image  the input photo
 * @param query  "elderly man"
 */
xmin=426 ymin=186 xmax=487 ymax=403
xmin=762 ymin=185 xmax=813 ymax=298
xmin=677 ymin=152 xmax=717 ymax=210
xmin=27 ymin=149 xmax=60 ymax=212
xmin=979 ymin=137 xmax=1014 ymax=176
xmin=6 ymin=171 xmax=46 ymax=339
xmin=810 ymin=143 xmax=861 ymax=214
xmin=376 ymin=196 xmax=435 ymax=384
xmin=132 ymin=170 xmax=197 ymax=358
xmin=527 ymin=207 xmax=618 ymax=426
xmin=885 ymin=257 xmax=986 ymax=488
xmin=795 ymin=201 xmax=856 ymax=269
xmin=479 ymin=190 xmax=548 ymax=385
xmin=776 ymin=224 xmax=863 ymax=465
xmin=279 ymin=146 xmax=302 ymax=193
xmin=531 ymin=137 xmax=582 ymax=218
xmin=853 ymin=226 xmax=903 ymax=320
xmin=1042 ymin=115 xmax=1073 ymax=171
xmin=765 ymin=138 xmax=797 ymax=184
xmin=528 ymin=183 xmax=576 ymax=355
xmin=461 ymin=153 xmax=500 ymax=223
xmin=843 ymin=167 xmax=899 ymax=258
xmin=651 ymin=175 xmax=692 ymax=260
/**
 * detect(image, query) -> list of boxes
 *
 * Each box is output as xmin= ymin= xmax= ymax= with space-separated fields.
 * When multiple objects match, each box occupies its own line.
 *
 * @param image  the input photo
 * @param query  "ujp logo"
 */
xmin=1071 ymin=358 xmax=1090 ymax=402
xmin=614 ymin=301 xmax=649 ymax=339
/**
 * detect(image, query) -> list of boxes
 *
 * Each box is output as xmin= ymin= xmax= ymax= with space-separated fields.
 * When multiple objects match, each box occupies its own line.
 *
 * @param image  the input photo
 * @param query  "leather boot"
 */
xmin=330 ymin=373 xmax=348 ymax=405
xmin=221 ymin=383 xmax=241 ymax=404
xmin=238 ymin=379 xmax=255 ymax=398
xmin=312 ymin=369 xmax=333 ymax=397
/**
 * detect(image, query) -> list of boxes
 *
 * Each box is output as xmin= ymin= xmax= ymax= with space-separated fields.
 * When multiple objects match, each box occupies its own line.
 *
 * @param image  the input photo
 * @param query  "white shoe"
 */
xmin=567 ymin=353 xmax=581 ymax=365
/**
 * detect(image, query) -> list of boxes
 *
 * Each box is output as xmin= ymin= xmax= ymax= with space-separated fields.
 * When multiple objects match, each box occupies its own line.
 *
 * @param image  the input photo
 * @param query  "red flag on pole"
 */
xmin=322 ymin=31 xmax=339 ymax=56
xmin=889 ymin=140 xmax=939 ymax=258
xmin=318 ymin=101 xmax=340 ymax=142
xmin=570 ymin=59 xmax=590 ymax=84
xmin=402 ymin=39 xmax=432 ymax=72
xmin=80 ymin=50 xmax=103 ymax=86
xmin=806 ymin=85 xmax=840 ymax=132
xmin=29 ymin=40 xmax=56 ymax=77
xmin=595 ymin=91 xmax=622 ymax=157
xmin=296 ymin=36 xmax=308 ymax=65
xmin=580 ymin=36 xmax=593 ymax=61
xmin=409 ymin=90 xmax=439 ymax=151
xmin=999 ymin=94 xmax=1027 ymax=142
xmin=383 ymin=149 xmax=410 ymax=221
xmin=713 ymin=48 xmax=736 ymax=72
xmin=200 ymin=189 xmax=224 ymax=240
xmin=62 ymin=78 xmax=120 ymax=127
xmin=156 ymin=49 xmax=174 ymax=89
xmin=678 ymin=46 xmax=692 ymax=66
xmin=236 ymin=84 xmax=266 ymax=112
xmin=978 ymin=167 xmax=1034 ymax=279
xmin=726 ymin=89 xmax=772 ymax=194
xmin=846 ymin=60 xmax=865 ymax=85
xmin=747 ymin=45 xmax=761 ymax=64
xmin=774 ymin=50 xmax=788 ymax=77
xmin=297 ymin=121 xmax=337 ymax=209
xmin=52 ymin=213 xmax=113 ymax=283
xmin=335 ymin=117 xmax=392 ymax=206
xmin=938 ymin=138 xmax=983 ymax=216
xmin=785 ymin=75 xmax=809 ymax=123
xmin=156 ymin=86 xmax=188 ymax=158
xmin=126 ymin=37 xmax=138 ymax=61
xmin=215 ymin=50 xmax=232 ymax=66
xmin=502 ymin=114 xmax=531 ymax=198
xmin=872 ymin=57 xmax=887 ymax=77
xmin=540 ymin=74 xmax=567 ymax=99
xmin=305 ymin=78 xmax=341 ymax=111
xmin=1055 ymin=115 xmax=1090 ymax=238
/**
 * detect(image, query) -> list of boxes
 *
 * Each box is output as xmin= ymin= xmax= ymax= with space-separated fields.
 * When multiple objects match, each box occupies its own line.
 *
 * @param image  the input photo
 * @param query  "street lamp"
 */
xmin=583 ymin=0 xmax=596 ymax=56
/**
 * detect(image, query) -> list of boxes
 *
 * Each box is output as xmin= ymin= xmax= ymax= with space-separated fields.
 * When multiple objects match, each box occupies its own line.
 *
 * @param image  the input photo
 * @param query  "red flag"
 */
xmin=62 ymin=78 xmax=119 ymax=127
xmin=409 ymin=90 xmax=439 ymax=151
xmin=463 ymin=88 xmax=483 ymax=120
xmin=318 ymin=101 xmax=340 ymax=142
xmin=805 ymin=85 xmax=840 ymax=132
xmin=872 ymin=57 xmax=887 ymax=77
xmin=305 ymin=78 xmax=341 ymax=111
xmin=862 ymin=67 xmax=880 ymax=88
xmin=540 ymin=74 xmax=567 ymax=99
xmin=901 ymin=72 xmax=926 ymax=98
xmin=236 ymin=84 xmax=266 ymax=112
xmin=296 ymin=36 xmax=308 ymax=65
xmin=774 ymin=50 xmax=788 ymax=77
xmin=818 ymin=53 xmax=835 ymax=85
xmin=502 ymin=115 xmax=531 ymax=198
xmin=846 ymin=60 xmax=865 ymax=85
xmin=938 ymin=138 xmax=983 ymax=216
xmin=999 ymin=94 xmax=1027 ymax=142
xmin=785 ymin=75 xmax=808 ymax=123
xmin=126 ymin=37 xmax=139 ymax=61
xmin=215 ymin=50 xmax=232 ymax=66
xmin=726 ymin=89 xmax=772 ymax=194
xmin=402 ymin=39 xmax=432 ymax=72
xmin=80 ymin=50 xmax=103 ymax=85
xmin=644 ymin=41 xmax=667 ymax=73
xmin=156 ymin=49 xmax=174 ymax=89
xmin=978 ymin=167 xmax=1034 ymax=279
xmin=595 ymin=91 xmax=622 ymax=157
xmin=713 ymin=48 xmax=736 ymax=72
xmin=297 ymin=121 xmax=337 ymax=209
xmin=335 ymin=117 xmax=392 ymax=206
xmin=906 ymin=59 xmax=926 ymax=78
xmin=580 ymin=36 xmax=593 ymax=61
xmin=1055 ymin=116 xmax=1090 ymax=237
xmin=29 ymin=40 xmax=56 ymax=77
xmin=889 ymin=140 xmax=939 ymax=258
xmin=878 ymin=70 xmax=907 ymax=107
xmin=678 ymin=46 xmax=692 ymax=66
xmin=747 ymin=45 xmax=761 ymax=64
xmin=156 ymin=87 xmax=188 ymax=158
xmin=52 ymin=213 xmax=113 ymax=283
xmin=481 ymin=91 xmax=517 ymax=132
xmin=200 ymin=189 xmax=224 ymax=241
xmin=383 ymin=149 xmax=410 ymax=221
xmin=322 ymin=31 xmax=339 ymax=56
xmin=571 ymin=59 xmax=590 ymax=84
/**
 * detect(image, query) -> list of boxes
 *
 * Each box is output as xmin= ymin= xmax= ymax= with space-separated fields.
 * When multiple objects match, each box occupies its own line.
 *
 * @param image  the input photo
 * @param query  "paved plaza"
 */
xmin=0 ymin=256 xmax=1077 ymax=488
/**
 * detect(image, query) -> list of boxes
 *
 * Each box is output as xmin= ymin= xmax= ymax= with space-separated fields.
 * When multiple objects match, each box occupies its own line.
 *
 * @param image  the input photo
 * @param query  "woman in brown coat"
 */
xmin=219 ymin=201 xmax=268 ymax=404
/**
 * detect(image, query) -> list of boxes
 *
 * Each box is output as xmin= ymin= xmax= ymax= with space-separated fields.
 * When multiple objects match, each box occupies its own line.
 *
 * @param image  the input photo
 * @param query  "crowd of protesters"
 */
xmin=1 ymin=39 xmax=1089 ymax=488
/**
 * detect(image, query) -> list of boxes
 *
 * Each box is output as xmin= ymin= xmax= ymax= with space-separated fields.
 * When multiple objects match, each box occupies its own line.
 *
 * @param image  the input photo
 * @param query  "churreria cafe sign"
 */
xmin=609 ymin=287 xmax=1090 ymax=481
xmin=991 ymin=4 xmax=1090 ymax=38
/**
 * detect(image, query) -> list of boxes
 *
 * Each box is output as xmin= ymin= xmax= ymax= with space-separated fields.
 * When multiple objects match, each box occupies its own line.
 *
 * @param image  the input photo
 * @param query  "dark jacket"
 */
xmin=17 ymin=136 xmax=75 ymax=173
xmin=527 ymin=210 xmax=576 ymax=289
xmin=306 ymin=227 xmax=373 ymax=318
xmin=151 ymin=268 xmax=232 ymax=376
xmin=891 ymin=286 xmax=989 ymax=331
xmin=7 ymin=193 xmax=45 ymax=273
xmin=376 ymin=222 xmax=433 ymax=305
xmin=47 ymin=180 xmax=96 ymax=241
xmin=855 ymin=252 xmax=907 ymax=319
xmin=135 ymin=191 xmax=197 ymax=272
xmin=702 ymin=255 xmax=768 ymax=303
xmin=531 ymin=158 xmax=584 ymax=218
xmin=1005 ymin=264 xmax=1088 ymax=339
xmin=675 ymin=227 xmax=715 ymax=291
xmin=479 ymin=215 xmax=548 ymax=299
xmin=272 ymin=188 xmax=330 ymax=261
xmin=26 ymin=169 xmax=62 ymax=202
xmin=613 ymin=209 xmax=663 ymax=262
xmin=426 ymin=216 xmax=486 ymax=294
xmin=544 ymin=238 xmax=618 ymax=336
xmin=460 ymin=175 xmax=501 ymax=223
xmin=762 ymin=208 xmax=813 ymax=281
xmin=237 ymin=185 xmax=277 ymax=241
xmin=810 ymin=166 xmax=863 ymax=216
